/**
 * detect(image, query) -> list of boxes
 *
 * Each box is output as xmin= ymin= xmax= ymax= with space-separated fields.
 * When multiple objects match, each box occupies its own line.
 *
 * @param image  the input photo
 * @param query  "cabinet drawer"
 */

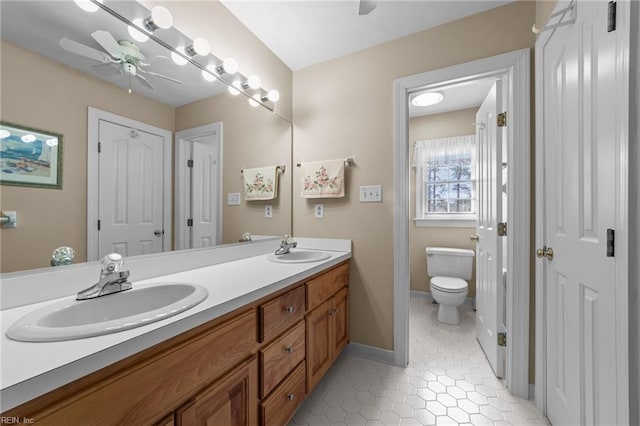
xmin=259 ymin=286 xmax=305 ymax=342
xmin=260 ymin=362 xmax=306 ymax=426
xmin=260 ymin=321 xmax=305 ymax=398
xmin=306 ymin=262 xmax=349 ymax=310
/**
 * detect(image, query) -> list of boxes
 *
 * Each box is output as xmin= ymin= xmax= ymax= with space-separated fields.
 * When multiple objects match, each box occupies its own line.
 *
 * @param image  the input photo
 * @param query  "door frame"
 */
xmin=534 ymin=0 xmax=632 ymax=418
xmin=174 ymin=122 xmax=223 ymax=250
xmin=393 ymin=48 xmax=531 ymax=398
xmin=87 ymin=107 xmax=172 ymax=261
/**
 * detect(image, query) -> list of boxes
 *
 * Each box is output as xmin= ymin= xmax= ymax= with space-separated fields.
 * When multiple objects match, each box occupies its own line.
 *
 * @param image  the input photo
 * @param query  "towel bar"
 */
xmin=296 ymin=158 xmax=353 ymax=167
xmin=241 ymin=165 xmax=286 ymax=174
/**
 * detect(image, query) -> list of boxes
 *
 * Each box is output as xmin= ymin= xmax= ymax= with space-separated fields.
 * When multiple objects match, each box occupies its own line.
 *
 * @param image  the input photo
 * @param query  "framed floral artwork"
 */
xmin=0 ymin=121 xmax=63 ymax=189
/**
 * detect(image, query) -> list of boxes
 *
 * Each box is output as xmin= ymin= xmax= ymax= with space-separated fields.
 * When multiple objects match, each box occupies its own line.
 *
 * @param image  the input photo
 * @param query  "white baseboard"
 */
xmin=344 ymin=342 xmax=394 ymax=364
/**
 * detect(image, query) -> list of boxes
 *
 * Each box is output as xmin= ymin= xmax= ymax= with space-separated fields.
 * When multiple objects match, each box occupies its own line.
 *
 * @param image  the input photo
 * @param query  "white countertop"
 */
xmin=0 ymin=241 xmax=351 ymax=411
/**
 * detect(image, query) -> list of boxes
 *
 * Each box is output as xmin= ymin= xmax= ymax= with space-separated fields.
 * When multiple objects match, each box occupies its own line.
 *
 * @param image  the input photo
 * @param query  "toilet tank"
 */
xmin=426 ymin=247 xmax=475 ymax=280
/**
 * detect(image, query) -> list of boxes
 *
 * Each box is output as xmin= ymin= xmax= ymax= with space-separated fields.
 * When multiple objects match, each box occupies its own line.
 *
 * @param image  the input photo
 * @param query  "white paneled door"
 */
xmin=190 ymin=137 xmax=218 ymax=249
xmin=475 ymin=81 xmax=505 ymax=379
xmin=541 ymin=1 xmax=629 ymax=424
xmin=98 ymin=120 xmax=165 ymax=258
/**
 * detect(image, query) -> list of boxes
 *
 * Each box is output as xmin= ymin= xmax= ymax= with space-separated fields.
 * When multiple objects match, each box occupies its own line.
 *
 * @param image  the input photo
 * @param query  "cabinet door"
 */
xmin=176 ymin=356 xmax=257 ymax=426
xmin=306 ymin=298 xmax=333 ymax=393
xmin=332 ymin=288 xmax=349 ymax=357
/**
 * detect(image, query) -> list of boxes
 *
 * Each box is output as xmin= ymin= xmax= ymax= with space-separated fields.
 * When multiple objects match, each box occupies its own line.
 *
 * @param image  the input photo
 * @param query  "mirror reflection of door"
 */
xmin=98 ymin=120 xmax=166 ymax=258
xmin=175 ymin=123 xmax=222 ymax=250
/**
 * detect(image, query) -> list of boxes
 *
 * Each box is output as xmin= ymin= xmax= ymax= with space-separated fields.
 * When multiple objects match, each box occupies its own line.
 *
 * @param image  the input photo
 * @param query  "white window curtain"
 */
xmin=412 ymin=135 xmax=476 ymax=168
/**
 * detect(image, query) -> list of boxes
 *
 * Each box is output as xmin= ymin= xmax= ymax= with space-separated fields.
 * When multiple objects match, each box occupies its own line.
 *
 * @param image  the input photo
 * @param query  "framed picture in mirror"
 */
xmin=0 ymin=121 xmax=62 ymax=189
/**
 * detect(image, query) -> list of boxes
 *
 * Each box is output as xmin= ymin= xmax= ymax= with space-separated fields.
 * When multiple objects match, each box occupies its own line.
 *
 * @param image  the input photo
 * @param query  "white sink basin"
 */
xmin=7 ymin=282 xmax=208 ymax=342
xmin=267 ymin=250 xmax=331 ymax=264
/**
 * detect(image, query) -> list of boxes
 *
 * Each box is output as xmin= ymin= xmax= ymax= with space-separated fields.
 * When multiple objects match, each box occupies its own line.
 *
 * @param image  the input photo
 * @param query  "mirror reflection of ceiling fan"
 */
xmin=59 ymin=30 xmax=182 ymax=92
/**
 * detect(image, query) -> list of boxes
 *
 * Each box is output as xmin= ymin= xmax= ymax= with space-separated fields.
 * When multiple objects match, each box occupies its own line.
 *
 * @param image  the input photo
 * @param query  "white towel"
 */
xmin=300 ymin=159 xmax=345 ymax=198
xmin=243 ymin=166 xmax=278 ymax=201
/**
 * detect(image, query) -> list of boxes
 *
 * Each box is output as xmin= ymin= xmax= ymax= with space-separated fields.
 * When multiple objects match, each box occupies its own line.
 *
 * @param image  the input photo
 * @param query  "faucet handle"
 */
xmin=283 ymin=234 xmax=295 ymax=244
xmin=101 ymin=253 xmax=124 ymax=273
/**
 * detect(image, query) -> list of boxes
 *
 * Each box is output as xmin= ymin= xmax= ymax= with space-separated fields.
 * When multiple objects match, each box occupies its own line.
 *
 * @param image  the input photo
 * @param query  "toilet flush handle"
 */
xmin=470 ymin=234 xmax=480 ymax=242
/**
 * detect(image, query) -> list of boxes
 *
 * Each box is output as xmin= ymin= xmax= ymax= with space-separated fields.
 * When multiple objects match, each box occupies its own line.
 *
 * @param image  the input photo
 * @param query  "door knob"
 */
xmin=536 ymin=246 xmax=554 ymax=261
xmin=470 ymin=235 xmax=480 ymax=241
xmin=154 ymin=230 xmax=163 ymax=237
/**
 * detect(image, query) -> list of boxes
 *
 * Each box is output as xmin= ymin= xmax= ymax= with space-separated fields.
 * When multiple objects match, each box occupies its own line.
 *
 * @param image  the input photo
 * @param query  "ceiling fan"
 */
xmin=59 ymin=30 xmax=182 ymax=92
xmin=358 ymin=0 xmax=377 ymax=15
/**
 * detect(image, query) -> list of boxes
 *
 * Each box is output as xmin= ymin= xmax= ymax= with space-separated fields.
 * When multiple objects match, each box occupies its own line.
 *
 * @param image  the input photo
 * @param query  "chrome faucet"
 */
xmin=275 ymin=234 xmax=297 ymax=255
xmin=76 ymin=253 xmax=132 ymax=300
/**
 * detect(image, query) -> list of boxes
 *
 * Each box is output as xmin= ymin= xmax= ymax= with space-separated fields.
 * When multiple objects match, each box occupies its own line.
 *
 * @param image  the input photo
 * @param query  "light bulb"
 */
xmin=128 ymin=19 xmax=149 ymax=43
xmin=74 ymin=0 xmax=103 ymax=13
xmin=267 ymin=89 xmax=280 ymax=102
xmin=227 ymin=79 xmax=242 ymax=96
xmin=187 ymin=37 xmax=210 ymax=56
xmin=171 ymin=47 xmax=188 ymax=66
xmin=21 ymin=134 xmax=36 ymax=143
xmin=247 ymin=75 xmax=261 ymax=90
xmin=219 ymin=58 xmax=238 ymax=75
xmin=202 ymin=65 xmax=217 ymax=82
xmin=0 ymin=130 xmax=10 ymax=139
xmin=411 ymin=91 xmax=444 ymax=107
xmin=151 ymin=6 xmax=173 ymax=29
xmin=249 ymin=94 xmax=261 ymax=108
xmin=46 ymin=138 xmax=59 ymax=147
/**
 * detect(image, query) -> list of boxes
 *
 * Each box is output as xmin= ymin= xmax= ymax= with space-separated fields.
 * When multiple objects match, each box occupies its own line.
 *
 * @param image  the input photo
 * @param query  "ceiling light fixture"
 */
xmin=143 ymin=6 xmax=173 ymax=32
xmin=186 ymin=37 xmax=210 ymax=57
xmin=128 ymin=19 xmax=149 ymax=43
xmin=411 ymin=91 xmax=444 ymax=107
xmin=74 ymin=0 xmax=103 ymax=13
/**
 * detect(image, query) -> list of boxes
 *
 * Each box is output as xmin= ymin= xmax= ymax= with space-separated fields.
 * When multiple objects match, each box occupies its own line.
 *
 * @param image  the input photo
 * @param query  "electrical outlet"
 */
xmin=265 ymin=205 xmax=273 ymax=218
xmin=360 ymin=185 xmax=383 ymax=202
xmin=314 ymin=204 xmax=324 ymax=219
xmin=227 ymin=193 xmax=241 ymax=206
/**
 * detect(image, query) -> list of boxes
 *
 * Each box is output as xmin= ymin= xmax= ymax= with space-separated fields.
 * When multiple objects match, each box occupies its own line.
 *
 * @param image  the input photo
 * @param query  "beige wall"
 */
xmin=293 ymin=1 xmax=536 ymax=351
xmin=0 ymin=41 xmax=175 ymax=272
xmin=409 ymin=109 xmax=478 ymax=296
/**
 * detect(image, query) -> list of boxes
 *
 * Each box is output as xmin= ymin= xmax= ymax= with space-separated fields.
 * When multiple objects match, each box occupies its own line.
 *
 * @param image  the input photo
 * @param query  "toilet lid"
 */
xmin=431 ymin=276 xmax=468 ymax=292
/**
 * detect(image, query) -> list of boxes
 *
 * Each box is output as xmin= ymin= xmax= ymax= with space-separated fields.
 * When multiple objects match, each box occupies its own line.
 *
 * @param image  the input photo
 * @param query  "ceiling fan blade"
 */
xmin=138 ymin=68 xmax=183 ymax=84
xmin=59 ymin=38 xmax=111 ymax=63
xmin=92 ymin=62 xmax=122 ymax=76
xmin=358 ymin=0 xmax=377 ymax=15
xmin=135 ymin=74 xmax=154 ymax=90
xmin=91 ymin=30 xmax=123 ymax=59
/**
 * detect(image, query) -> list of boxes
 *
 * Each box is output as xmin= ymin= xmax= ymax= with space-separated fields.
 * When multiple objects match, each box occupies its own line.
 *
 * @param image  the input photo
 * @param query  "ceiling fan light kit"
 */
xmin=70 ymin=0 xmax=280 ymax=110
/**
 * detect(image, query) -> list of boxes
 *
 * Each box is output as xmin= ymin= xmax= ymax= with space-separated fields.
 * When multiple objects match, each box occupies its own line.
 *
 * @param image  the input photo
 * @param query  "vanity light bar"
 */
xmin=79 ymin=0 xmax=280 ymax=111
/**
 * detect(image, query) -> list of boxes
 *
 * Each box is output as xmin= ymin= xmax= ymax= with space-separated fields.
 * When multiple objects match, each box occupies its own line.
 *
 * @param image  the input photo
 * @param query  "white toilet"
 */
xmin=426 ymin=247 xmax=475 ymax=325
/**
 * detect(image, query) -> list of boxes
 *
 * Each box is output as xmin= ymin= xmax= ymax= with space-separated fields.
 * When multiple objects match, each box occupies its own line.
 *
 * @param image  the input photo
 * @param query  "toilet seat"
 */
xmin=431 ymin=276 xmax=467 ymax=293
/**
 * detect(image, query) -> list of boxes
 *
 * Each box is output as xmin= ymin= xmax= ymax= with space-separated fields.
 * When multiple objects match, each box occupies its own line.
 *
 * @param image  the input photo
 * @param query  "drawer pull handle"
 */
xmin=285 ymin=346 xmax=294 ymax=353
xmin=287 ymin=393 xmax=295 ymax=401
xmin=284 ymin=306 xmax=294 ymax=314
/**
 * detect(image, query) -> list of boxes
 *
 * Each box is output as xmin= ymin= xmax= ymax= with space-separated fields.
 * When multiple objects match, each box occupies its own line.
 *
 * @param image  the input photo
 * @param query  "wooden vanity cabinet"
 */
xmin=305 ymin=264 xmax=349 ymax=393
xmin=3 ymin=260 xmax=350 ymax=426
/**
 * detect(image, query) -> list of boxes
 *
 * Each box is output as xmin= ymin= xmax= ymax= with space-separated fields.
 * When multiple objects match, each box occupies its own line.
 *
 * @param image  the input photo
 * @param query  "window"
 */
xmin=413 ymin=135 xmax=476 ymax=227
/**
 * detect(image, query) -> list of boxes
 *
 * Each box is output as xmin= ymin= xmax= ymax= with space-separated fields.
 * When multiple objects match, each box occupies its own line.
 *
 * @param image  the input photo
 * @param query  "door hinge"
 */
xmin=187 ymin=159 xmax=194 ymax=168
xmin=498 ymin=222 xmax=507 ymax=237
xmin=497 ymin=112 xmax=507 ymax=127
xmin=608 ymin=1 xmax=617 ymax=32
xmin=607 ymin=228 xmax=615 ymax=257
xmin=498 ymin=332 xmax=507 ymax=347
xmin=97 ymin=220 xmax=101 ymax=231
xmin=187 ymin=219 xmax=193 ymax=227
xmin=98 ymin=142 xmax=102 ymax=153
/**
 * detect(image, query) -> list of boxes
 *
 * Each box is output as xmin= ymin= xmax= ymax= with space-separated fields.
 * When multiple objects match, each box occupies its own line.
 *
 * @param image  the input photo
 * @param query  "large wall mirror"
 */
xmin=0 ymin=1 xmax=292 ymax=273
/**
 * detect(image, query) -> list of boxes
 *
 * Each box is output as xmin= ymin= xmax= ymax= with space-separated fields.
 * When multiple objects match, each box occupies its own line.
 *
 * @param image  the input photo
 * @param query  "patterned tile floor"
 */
xmin=289 ymin=295 xmax=549 ymax=425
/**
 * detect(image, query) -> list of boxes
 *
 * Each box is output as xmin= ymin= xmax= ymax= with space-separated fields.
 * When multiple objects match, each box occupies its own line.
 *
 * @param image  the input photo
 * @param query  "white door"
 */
xmin=190 ymin=138 xmax=218 ymax=248
xmin=98 ymin=120 xmax=164 ymax=258
xmin=541 ymin=1 xmax=629 ymax=424
xmin=475 ymin=80 xmax=505 ymax=378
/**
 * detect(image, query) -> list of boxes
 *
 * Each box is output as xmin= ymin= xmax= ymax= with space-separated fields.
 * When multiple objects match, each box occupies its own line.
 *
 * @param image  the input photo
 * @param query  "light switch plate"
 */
xmin=227 ymin=193 xmax=241 ymax=206
xmin=314 ymin=204 xmax=324 ymax=219
xmin=360 ymin=185 xmax=383 ymax=202
xmin=265 ymin=205 xmax=273 ymax=218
